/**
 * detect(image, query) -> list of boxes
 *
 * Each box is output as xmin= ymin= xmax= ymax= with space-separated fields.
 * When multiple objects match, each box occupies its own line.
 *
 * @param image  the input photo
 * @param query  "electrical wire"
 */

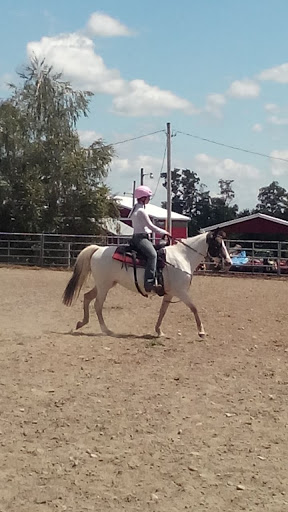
xmin=104 ymin=129 xmax=165 ymax=148
xmin=176 ymin=130 xmax=288 ymax=163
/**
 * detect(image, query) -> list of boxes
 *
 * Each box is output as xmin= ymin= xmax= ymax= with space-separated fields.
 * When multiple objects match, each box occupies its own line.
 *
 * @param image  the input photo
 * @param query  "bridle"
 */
xmin=170 ymin=235 xmax=224 ymax=260
xmin=171 ymin=237 xmax=206 ymax=258
xmin=161 ymin=234 xmax=228 ymax=303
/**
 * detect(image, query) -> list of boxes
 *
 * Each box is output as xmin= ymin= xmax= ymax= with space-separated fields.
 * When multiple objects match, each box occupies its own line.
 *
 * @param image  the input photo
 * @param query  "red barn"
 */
xmin=115 ymin=196 xmax=189 ymax=239
xmin=202 ymin=213 xmax=288 ymax=236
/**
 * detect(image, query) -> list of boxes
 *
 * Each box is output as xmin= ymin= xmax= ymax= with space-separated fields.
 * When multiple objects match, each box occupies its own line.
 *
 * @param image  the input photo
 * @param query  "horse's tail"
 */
xmin=62 ymin=245 xmax=99 ymax=306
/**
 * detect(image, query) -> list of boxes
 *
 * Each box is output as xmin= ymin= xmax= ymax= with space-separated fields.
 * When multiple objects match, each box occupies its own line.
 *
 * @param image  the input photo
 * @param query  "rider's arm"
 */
xmin=138 ymin=208 xmax=170 ymax=236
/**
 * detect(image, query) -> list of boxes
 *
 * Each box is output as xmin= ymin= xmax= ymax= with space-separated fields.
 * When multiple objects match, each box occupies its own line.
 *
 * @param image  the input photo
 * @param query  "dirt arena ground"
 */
xmin=0 ymin=267 xmax=287 ymax=512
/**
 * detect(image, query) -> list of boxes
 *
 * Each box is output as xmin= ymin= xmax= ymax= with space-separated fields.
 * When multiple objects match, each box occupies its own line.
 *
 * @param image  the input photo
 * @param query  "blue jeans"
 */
xmin=131 ymin=234 xmax=157 ymax=292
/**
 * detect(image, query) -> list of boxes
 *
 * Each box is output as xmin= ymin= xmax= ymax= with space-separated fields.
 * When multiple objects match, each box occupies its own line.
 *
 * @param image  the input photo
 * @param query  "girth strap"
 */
xmin=131 ymin=251 xmax=148 ymax=298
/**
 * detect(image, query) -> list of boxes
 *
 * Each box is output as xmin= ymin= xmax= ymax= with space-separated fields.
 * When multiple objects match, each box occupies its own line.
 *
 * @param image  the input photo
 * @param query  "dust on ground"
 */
xmin=0 ymin=267 xmax=287 ymax=511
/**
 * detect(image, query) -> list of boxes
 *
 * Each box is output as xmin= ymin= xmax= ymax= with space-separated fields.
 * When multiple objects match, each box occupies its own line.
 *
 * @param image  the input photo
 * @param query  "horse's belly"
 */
xmin=90 ymin=247 xmax=145 ymax=293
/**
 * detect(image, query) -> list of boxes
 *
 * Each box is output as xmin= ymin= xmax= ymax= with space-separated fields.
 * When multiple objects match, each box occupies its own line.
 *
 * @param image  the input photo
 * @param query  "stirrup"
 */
xmin=152 ymin=284 xmax=165 ymax=297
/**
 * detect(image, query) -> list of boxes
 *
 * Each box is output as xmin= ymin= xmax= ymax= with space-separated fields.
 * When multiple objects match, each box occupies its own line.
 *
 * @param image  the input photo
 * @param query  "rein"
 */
xmin=171 ymin=237 xmax=208 ymax=258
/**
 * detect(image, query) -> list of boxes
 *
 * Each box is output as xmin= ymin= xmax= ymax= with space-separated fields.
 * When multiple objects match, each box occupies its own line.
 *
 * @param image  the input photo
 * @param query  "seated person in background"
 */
xmin=229 ymin=244 xmax=242 ymax=257
xmin=229 ymin=244 xmax=249 ymax=266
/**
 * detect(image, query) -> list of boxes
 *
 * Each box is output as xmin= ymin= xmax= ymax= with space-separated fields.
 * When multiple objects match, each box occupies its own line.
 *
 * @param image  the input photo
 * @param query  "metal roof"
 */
xmin=202 ymin=213 xmax=288 ymax=231
xmin=115 ymin=196 xmax=190 ymax=222
xmin=102 ymin=218 xmax=133 ymax=236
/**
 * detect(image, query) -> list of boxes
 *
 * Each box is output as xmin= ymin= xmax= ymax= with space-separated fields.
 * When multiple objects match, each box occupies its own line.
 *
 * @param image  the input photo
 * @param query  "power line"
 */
xmin=176 ymin=130 xmax=288 ymax=163
xmin=107 ymin=129 xmax=165 ymax=148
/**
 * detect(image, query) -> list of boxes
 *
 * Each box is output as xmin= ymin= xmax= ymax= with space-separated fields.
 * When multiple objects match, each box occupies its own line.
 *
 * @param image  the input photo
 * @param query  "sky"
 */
xmin=1 ymin=0 xmax=288 ymax=211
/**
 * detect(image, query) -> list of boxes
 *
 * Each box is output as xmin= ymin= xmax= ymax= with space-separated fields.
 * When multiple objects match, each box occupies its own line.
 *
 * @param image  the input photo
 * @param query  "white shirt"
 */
xmin=130 ymin=203 xmax=168 ymax=235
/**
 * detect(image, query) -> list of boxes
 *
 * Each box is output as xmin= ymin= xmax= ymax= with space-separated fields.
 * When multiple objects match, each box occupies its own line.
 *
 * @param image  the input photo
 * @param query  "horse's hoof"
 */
xmin=76 ymin=321 xmax=83 ymax=330
xmin=102 ymin=329 xmax=113 ymax=336
xmin=156 ymin=330 xmax=165 ymax=337
xmin=198 ymin=332 xmax=206 ymax=339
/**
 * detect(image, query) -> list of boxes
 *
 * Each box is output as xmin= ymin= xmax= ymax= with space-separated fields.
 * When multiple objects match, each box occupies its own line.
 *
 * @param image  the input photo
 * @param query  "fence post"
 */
xmin=67 ymin=242 xmax=71 ymax=268
xmin=39 ymin=234 xmax=44 ymax=267
xmin=7 ymin=240 xmax=10 ymax=263
xmin=277 ymin=242 xmax=281 ymax=276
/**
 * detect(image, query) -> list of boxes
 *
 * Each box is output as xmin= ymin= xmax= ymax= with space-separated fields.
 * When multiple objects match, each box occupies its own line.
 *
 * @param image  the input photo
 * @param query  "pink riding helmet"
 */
xmin=135 ymin=185 xmax=153 ymax=199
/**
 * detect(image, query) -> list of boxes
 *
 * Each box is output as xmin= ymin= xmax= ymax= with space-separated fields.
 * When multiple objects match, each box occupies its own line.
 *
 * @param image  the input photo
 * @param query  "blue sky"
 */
xmin=1 ymin=0 xmax=288 ymax=211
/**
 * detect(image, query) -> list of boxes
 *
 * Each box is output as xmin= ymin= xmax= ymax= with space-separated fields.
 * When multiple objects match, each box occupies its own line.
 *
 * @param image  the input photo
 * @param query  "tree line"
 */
xmin=162 ymin=169 xmax=288 ymax=235
xmin=1 ymin=59 xmax=288 ymax=236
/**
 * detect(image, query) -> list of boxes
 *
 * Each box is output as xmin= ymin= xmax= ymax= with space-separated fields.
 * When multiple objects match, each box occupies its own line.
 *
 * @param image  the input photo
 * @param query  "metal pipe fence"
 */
xmin=0 ymin=232 xmax=130 ymax=268
xmin=0 ymin=232 xmax=288 ymax=276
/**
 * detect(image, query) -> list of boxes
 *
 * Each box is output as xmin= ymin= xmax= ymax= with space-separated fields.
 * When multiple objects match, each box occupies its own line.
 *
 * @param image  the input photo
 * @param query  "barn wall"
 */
xmin=224 ymin=218 xmax=288 ymax=235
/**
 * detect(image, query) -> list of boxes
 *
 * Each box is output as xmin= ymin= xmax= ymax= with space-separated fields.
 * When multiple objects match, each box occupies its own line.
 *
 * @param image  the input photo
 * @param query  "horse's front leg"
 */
xmin=178 ymin=292 xmax=206 ymax=339
xmin=76 ymin=287 xmax=97 ymax=330
xmin=155 ymin=295 xmax=173 ymax=337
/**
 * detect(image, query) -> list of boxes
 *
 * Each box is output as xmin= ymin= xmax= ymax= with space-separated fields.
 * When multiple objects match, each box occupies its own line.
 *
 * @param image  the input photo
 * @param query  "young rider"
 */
xmin=130 ymin=185 xmax=171 ymax=295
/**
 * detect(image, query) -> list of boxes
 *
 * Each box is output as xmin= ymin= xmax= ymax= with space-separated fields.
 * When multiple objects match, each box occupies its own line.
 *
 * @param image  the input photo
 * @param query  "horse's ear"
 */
xmin=211 ymin=228 xmax=226 ymax=239
xmin=218 ymin=230 xmax=226 ymax=239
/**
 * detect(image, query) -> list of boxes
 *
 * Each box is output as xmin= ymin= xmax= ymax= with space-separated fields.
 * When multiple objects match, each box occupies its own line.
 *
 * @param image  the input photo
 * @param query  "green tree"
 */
xmin=161 ymin=168 xmax=201 ymax=215
xmin=0 ymin=58 xmax=118 ymax=233
xmin=208 ymin=179 xmax=238 ymax=226
xmin=162 ymin=171 xmax=238 ymax=233
xmin=237 ymin=208 xmax=252 ymax=218
xmin=162 ymin=168 xmax=203 ymax=234
xmin=218 ymin=179 xmax=235 ymax=205
xmin=255 ymin=181 xmax=288 ymax=219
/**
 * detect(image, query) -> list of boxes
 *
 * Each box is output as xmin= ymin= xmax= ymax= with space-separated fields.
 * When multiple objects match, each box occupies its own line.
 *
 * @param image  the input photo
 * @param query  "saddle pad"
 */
xmin=112 ymin=250 xmax=145 ymax=268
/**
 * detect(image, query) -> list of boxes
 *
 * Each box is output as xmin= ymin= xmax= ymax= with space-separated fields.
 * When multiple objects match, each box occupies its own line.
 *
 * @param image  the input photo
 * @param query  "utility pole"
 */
xmin=132 ymin=180 xmax=136 ymax=206
xmin=166 ymin=122 xmax=172 ymax=233
xmin=140 ymin=168 xmax=144 ymax=185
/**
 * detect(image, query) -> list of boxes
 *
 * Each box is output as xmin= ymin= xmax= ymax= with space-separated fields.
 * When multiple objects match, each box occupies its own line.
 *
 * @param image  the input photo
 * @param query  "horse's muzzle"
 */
xmin=223 ymin=258 xmax=232 ymax=270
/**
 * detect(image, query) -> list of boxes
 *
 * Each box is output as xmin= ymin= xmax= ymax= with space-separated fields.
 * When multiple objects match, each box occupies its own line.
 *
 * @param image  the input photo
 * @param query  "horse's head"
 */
xmin=206 ymin=229 xmax=232 ymax=269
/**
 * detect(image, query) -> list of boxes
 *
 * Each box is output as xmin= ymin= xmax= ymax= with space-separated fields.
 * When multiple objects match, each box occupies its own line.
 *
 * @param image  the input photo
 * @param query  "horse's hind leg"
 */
xmin=178 ymin=292 xmax=206 ymax=339
xmin=155 ymin=295 xmax=173 ymax=336
xmin=76 ymin=287 xmax=97 ymax=330
xmin=94 ymin=287 xmax=113 ymax=335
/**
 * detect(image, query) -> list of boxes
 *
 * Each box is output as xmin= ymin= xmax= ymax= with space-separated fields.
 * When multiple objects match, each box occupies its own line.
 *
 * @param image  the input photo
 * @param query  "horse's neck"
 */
xmin=182 ymin=234 xmax=207 ymax=267
xmin=167 ymin=234 xmax=207 ymax=272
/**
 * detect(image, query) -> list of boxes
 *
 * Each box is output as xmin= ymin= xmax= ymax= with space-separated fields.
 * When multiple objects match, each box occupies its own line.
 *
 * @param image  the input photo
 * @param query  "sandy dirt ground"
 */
xmin=0 ymin=266 xmax=287 ymax=512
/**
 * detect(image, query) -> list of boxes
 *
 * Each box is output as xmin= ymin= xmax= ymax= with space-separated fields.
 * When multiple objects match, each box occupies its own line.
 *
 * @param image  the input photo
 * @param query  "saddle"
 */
xmin=112 ymin=239 xmax=168 ymax=296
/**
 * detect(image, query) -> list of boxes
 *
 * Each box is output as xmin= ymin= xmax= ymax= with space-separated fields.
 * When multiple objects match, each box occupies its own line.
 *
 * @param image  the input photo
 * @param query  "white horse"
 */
xmin=63 ymin=230 xmax=231 ymax=338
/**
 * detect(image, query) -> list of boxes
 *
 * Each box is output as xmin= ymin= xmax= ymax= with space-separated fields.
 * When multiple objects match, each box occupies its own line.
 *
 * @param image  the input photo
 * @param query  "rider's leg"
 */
xmin=133 ymin=236 xmax=157 ymax=292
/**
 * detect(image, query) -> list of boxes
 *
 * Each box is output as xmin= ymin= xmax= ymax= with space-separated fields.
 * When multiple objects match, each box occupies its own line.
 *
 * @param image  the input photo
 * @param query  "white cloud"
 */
xmin=112 ymin=79 xmax=198 ymax=117
xmin=86 ymin=12 xmax=133 ymax=37
xmin=27 ymin=25 xmax=196 ymax=117
xmin=258 ymin=63 xmax=288 ymax=83
xmin=204 ymin=93 xmax=226 ymax=118
xmin=268 ymin=115 xmax=288 ymax=126
xmin=111 ymin=154 xmax=162 ymax=177
xmin=27 ymin=34 xmax=125 ymax=95
xmin=252 ymin=123 xmax=263 ymax=132
xmin=227 ymin=79 xmax=260 ymax=98
xmin=194 ymin=153 xmax=261 ymax=179
xmin=270 ymin=150 xmax=288 ymax=176
xmin=108 ymin=153 xmax=164 ymax=198
xmin=265 ymin=103 xmax=278 ymax=113
xmin=78 ymin=130 xmax=103 ymax=146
